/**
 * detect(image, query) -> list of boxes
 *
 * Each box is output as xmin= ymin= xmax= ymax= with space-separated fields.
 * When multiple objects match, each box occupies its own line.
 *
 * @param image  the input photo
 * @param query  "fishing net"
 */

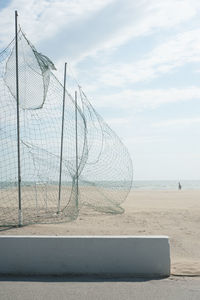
xmin=0 ymin=29 xmax=133 ymax=226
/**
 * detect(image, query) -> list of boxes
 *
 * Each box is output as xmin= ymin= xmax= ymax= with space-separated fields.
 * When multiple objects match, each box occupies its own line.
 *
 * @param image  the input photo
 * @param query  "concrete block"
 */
xmin=0 ymin=236 xmax=170 ymax=277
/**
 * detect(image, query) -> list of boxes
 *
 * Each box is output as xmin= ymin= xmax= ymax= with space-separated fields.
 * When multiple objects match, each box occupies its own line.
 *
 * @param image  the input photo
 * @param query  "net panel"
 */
xmin=0 ymin=30 xmax=133 ymax=226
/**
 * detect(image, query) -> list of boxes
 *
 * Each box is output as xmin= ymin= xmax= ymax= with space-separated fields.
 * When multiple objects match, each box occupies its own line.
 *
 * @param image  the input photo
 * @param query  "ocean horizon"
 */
xmin=132 ymin=180 xmax=200 ymax=190
xmin=1 ymin=180 xmax=200 ymax=191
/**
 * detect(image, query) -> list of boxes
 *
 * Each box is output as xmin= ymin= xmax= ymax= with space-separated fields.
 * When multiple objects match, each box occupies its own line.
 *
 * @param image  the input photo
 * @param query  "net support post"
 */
xmin=75 ymin=91 xmax=79 ymax=209
xmin=15 ymin=10 xmax=22 ymax=226
xmin=18 ymin=209 xmax=22 ymax=226
xmin=58 ymin=62 xmax=67 ymax=213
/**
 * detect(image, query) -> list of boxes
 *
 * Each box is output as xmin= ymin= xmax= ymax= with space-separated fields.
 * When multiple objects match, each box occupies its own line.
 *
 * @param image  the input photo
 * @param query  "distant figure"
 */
xmin=178 ymin=182 xmax=182 ymax=190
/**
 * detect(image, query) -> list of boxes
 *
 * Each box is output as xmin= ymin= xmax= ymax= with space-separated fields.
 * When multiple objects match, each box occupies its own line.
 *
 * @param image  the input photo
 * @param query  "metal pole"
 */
xmin=15 ymin=11 xmax=22 ymax=226
xmin=75 ymin=91 xmax=79 ymax=208
xmin=45 ymin=183 xmax=48 ymax=211
xmin=35 ymin=184 xmax=38 ymax=216
xmin=58 ymin=62 xmax=67 ymax=213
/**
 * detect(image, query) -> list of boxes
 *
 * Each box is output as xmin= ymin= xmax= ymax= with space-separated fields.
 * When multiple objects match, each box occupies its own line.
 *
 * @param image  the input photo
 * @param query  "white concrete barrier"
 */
xmin=0 ymin=236 xmax=170 ymax=277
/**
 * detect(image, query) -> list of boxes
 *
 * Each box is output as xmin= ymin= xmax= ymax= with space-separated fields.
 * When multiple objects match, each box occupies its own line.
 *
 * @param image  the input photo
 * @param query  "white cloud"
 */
xmin=71 ymin=0 xmax=200 ymax=64
xmin=94 ymin=27 xmax=200 ymax=87
xmin=0 ymin=0 xmax=115 ymax=48
xmin=124 ymin=135 xmax=168 ymax=145
xmin=96 ymin=0 xmax=199 ymax=51
xmin=153 ymin=118 xmax=200 ymax=128
xmin=1 ymin=0 xmax=200 ymax=63
xmin=106 ymin=117 xmax=131 ymax=126
xmin=92 ymin=87 xmax=200 ymax=110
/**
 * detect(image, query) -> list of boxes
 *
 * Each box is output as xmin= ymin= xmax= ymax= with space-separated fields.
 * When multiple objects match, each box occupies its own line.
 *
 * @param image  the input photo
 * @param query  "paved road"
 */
xmin=0 ymin=276 xmax=200 ymax=300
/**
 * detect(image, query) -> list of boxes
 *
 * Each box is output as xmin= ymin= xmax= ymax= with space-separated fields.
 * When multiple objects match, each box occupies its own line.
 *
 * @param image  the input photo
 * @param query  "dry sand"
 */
xmin=1 ymin=189 xmax=200 ymax=276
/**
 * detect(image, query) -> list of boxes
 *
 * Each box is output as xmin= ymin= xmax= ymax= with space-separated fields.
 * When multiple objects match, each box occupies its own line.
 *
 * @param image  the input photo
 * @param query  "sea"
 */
xmin=132 ymin=180 xmax=200 ymax=190
xmin=1 ymin=180 xmax=200 ymax=190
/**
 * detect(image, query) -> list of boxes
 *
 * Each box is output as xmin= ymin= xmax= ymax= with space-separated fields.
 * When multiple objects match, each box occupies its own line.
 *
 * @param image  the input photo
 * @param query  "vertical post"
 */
xmin=58 ymin=62 xmax=67 ymax=213
xmin=75 ymin=91 xmax=79 ymax=208
xmin=45 ymin=183 xmax=48 ymax=211
xmin=15 ymin=11 xmax=22 ymax=226
xmin=35 ymin=184 xmax=38 ymax=216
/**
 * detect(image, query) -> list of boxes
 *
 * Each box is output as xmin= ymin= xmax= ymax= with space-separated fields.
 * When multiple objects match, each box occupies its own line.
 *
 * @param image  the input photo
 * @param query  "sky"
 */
xmin=1 ymin=0 xmax=200 ymax=180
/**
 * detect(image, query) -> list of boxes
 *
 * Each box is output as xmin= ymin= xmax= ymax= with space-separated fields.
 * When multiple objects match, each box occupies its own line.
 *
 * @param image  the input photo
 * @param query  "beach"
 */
xmin=1 ymin=189 xmax=200 ymax=276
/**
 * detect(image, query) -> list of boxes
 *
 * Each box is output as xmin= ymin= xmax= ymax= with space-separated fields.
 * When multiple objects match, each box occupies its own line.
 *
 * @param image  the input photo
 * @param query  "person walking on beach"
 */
xmin=178 ymin=182 xmax=182 ymax=190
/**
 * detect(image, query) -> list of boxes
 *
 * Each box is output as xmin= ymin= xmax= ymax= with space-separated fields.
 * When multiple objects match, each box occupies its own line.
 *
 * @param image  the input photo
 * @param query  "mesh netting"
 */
xmin=0 ymin=30 xmax=133 ymax=226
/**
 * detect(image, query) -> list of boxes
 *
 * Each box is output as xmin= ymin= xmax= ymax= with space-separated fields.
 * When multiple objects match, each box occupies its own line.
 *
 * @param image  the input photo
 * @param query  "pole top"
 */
xmin=15 ymin=10 xmax=18 ymax=16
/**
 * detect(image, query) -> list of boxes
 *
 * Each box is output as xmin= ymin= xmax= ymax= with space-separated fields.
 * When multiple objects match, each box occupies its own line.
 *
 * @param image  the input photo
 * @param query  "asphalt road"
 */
xmin=0 ymin=276 xmax=200 ymax=300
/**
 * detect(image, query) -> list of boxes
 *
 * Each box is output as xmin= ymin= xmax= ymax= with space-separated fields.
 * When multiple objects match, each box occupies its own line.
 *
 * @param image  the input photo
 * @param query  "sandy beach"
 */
xmin=1 ymin=189 xmax=200 ymax=276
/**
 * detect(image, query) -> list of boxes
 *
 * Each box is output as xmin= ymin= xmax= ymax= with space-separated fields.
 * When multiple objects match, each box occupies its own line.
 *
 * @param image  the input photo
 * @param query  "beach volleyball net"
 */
xmin=0 ymin=29 xmax=133 ymax=226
